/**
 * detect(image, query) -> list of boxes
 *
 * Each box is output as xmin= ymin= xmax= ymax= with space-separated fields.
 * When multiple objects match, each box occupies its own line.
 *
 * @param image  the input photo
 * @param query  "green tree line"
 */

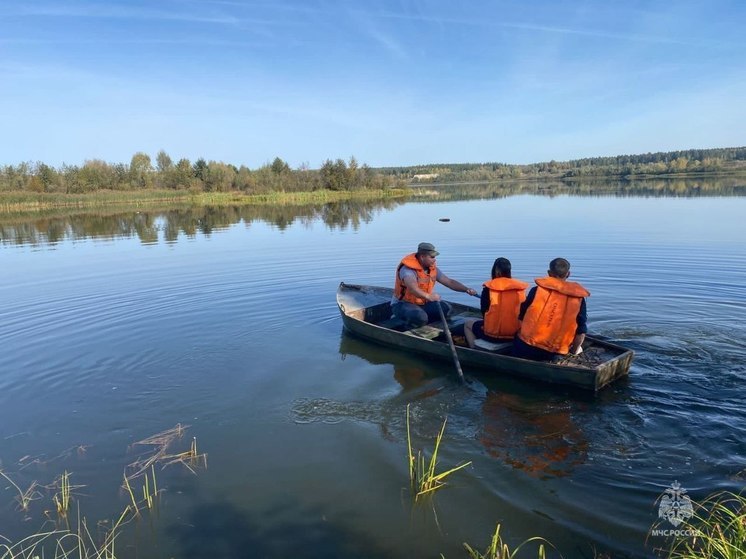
xmin=0 ymin=152 xmax=401 ymax=194
xmin=379 ymin=146 xmax=746 ymax=183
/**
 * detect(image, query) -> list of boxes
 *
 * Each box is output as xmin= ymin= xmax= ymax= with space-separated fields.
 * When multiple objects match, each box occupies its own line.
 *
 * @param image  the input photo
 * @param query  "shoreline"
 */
xmin=0 ymin=188 xmax=411 ymax=215
xmin=2 ymin=169 xmax=745 ymax=217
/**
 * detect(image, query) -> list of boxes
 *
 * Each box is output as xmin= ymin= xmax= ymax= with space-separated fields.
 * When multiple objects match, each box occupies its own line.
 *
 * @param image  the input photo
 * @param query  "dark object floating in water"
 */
xmin=439 ymin=218 xmax=451 ymax=222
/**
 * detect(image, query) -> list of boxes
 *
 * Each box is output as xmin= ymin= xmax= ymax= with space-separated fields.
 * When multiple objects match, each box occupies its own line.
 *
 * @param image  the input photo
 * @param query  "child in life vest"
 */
xmin=464 ymin=258 xmax=528 ymax=348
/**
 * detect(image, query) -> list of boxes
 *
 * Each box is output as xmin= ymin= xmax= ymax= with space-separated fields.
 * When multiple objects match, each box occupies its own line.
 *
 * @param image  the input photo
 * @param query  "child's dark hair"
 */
xmin=549 ymin=258 xmax=571 ymax=278
xmin=491 ymin=257 xmax=512 ymax=279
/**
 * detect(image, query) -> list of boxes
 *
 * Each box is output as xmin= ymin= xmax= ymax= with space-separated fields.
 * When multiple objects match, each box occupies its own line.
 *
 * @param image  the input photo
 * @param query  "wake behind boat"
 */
xmin=337 ymin=282 xmax=634 ymax=391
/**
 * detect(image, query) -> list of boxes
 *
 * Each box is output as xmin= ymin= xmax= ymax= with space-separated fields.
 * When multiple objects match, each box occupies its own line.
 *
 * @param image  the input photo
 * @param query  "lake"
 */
xmin=1 ymin=181 xmax=745 ymax=558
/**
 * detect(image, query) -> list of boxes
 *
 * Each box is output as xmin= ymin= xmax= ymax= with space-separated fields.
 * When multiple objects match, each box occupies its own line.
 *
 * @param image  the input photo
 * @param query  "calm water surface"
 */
xmin=1 ymin=187 xmax=745 ymax=558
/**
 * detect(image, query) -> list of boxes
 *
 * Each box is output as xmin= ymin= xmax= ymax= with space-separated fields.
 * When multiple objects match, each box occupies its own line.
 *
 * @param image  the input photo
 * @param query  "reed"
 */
xmin=0 ymin=506 xmax=132 ymax=559
xmin=0 ymin=471 xmax=41 ymax=512
xmin=122 ymin=473 xmax=140 ymax=516
xmin=126 ymin=423 xmax=188 ymax=477
xmin=1 ymin=424 xmax=208 ymax=559
xmin=406 ymin=404 xmax=471 ymax=501
xmin=160 ymin=437 xmax=208 ymax=474
xmin=142 ymin=466 xmax=159 ymax=510
xmin=0 ymin=188 xmax=410 ymax=214
xmin=127 ymin=425 xmax=206 ymax=477
xmin=462 ymin=523 xmax=550 ymax=559
xmin=69 ymin=505 xmax=132 ymax=559
xmin=0 ymin=190 xmax=191 ymax=213
xmin=122 ymin=465 xmax=159 ymax=517
xmin=53 ymin=471 xmax=72 ymax=517
xmin=0 ymin=530 xmax=62 ymax=558
xmin=663 ymin=491 xmax=746 ymax=559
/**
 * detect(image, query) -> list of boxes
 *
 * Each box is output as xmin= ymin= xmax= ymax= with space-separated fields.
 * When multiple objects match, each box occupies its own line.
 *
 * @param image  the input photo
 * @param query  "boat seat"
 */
xmin=473 ymin=338 xmax=513 ymax=352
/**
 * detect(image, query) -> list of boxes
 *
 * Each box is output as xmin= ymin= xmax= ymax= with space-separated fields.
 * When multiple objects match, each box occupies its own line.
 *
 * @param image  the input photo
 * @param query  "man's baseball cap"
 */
xmin=417 ymin=242 xmax=439 ymax=256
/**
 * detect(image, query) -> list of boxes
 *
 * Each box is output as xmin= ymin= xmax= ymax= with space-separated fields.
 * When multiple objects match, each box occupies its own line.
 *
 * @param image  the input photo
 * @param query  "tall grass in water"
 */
xmin=53 ymin=471 xmax=72 ymax=517
xmin=0 ymin=188 xmax=410 ymax=214
xmin=462 ymin=523 xmax=550 ymax=559
xmin=122 ymin=424 xmax=205 ymax=518
xmin=406 ymin=404 xmax=471 ymax=501
xmin=0 ymin=471 xmax=41 ymax=512
xmin=126 ymin=424 xmax=206 ymax=478
xmin=663 ymin=491 xmax=746 ymax=559
xmin=1 ymin=424 xmax=205 ymax=558
xmin=122 ymin=465 xmax=160 ymax=517
xmin=0 ymin=506 xmax=132 ymax=559
xmin=143 ymin=465 xmax=157 ymax=510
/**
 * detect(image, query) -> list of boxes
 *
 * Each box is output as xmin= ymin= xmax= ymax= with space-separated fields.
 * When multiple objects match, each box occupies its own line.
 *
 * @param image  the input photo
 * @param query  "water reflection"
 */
xmin=339 ymin=333 xmax=444 ymax=399
xmin=290 ymin=334 xmax=454 ymax=440
xmin=338 ymin=332 xmax=590 ymax=478
xmin=411 ymin=176 xmax=746 ymax=201
xmin=0 ymin=198 xmax=404 ymax=246
xmin=169 ymin=499 xmax=391 ymax=559
xmin=3 ymin=177 xmax=745 ymax=246
xmin=479 ymin=390 xmax=588 ymax=479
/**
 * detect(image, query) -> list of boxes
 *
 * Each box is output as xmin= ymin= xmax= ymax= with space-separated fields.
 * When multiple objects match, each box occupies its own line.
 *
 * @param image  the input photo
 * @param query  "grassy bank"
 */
xmin=0 ymin=188 xmax=411 ymax=214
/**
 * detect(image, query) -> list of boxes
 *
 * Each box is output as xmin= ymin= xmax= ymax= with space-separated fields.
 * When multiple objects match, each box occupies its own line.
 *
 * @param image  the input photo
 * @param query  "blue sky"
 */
xmin=1 ymin=0 xmax=744 ymax=168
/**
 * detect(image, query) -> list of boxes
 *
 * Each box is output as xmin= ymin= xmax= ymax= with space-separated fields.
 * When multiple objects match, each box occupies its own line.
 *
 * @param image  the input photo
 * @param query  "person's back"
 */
xmin=514 ymin=258 xmax=589 ymax=361
xmin=482 ymin=276 xmax=528 ymax=339
xmin=465 ymin=257 xmax=527 ymax=348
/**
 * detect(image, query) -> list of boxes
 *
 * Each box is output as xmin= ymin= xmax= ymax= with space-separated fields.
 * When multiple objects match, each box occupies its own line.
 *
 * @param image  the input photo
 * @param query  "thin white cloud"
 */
xmin=12 ymin=4 xmax=236 ymax=25
xmin=0 ymin=37 xmax=294 ymax=48
xmin=7 ymin=2 xmax=300 ymax=27
xmin=346 ymin=9 xmax=410 ymax=61
xmin=348 ymin=8 xmax=734 ymax=48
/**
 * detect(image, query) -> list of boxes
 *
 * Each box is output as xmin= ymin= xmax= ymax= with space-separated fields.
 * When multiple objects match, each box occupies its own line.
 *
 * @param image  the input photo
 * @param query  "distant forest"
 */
xmin=0 ymin=154 xmax=401 ymax=194
xmin=379 ymin=146 xmax=746 ymax=183
xmin=1 ymin=146 xmax=745 ymax=195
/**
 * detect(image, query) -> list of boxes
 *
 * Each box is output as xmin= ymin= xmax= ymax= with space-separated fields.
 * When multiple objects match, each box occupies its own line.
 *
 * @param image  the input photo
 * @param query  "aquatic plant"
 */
xmin=0 ymin=187 xmax=410 ymax=215
xmin=1 ymin=424 xmax=204 ymax=558
xmin=52 ymin=471 xmax=73 ymax=517
xmin=1 ymin=530 xmax=62 ymax=559
xmin=122 ymin=472 xmax=140 ymax=516
xmin=406 ymin=404 xmax=471 ymax=501
xmin=0 ymin=471 xmax=41 ymax=512
xmin=663 ymin=490 xmax=746 ymax=559
xmin=126 ymin=424 xmax=207 ymax=478
xmin=462 ymin=522 xmax=550 ymax=559
xmin=143 ymin=465 xmax=158 ymax=510
xmin=124 ymin=464 xmax=160 ymax=514
xmin=160 ymin=437 xmax=207 ymax=474
xmin=0 ymin=505 xmax=132 ymax=559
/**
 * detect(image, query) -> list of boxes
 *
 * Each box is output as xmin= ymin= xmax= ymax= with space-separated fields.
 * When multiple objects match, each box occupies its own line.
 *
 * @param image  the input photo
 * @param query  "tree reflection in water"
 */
xmin=0 ymin=198 xmax=405 ymax=246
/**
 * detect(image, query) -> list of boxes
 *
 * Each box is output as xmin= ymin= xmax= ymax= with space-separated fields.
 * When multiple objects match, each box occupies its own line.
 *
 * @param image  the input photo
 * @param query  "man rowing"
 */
xmin=392 ymin=242 xmax=477 ymax=328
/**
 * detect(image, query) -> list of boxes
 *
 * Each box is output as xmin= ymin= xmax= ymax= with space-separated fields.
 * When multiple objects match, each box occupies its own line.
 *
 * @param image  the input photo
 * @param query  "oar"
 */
xmin=436 ymin=303 xmax=466 ymax=384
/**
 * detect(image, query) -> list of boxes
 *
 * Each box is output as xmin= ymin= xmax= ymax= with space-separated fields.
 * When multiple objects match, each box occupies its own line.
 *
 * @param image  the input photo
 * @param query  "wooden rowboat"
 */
xmin=337 ymin=282 xmax=634 ymax=391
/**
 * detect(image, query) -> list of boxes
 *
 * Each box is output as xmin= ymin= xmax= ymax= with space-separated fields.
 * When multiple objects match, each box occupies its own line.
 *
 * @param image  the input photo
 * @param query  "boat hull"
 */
xmin=337 ymin=282 xmax=633 ymax=391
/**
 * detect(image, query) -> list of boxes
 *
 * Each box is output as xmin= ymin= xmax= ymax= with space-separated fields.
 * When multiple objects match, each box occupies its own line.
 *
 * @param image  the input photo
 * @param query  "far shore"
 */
xmin=2 ymin=167 xmax=745 ymax=218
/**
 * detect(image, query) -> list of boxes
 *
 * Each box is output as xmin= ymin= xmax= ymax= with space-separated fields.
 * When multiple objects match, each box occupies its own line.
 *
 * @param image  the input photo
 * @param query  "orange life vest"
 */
xmin=482 ymin=277 xmax=529 ymax=339
xmin=394 ymin=253 xmax=437 ymax=305
xmin=518 ymin=276 xmax=590 ymax=354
